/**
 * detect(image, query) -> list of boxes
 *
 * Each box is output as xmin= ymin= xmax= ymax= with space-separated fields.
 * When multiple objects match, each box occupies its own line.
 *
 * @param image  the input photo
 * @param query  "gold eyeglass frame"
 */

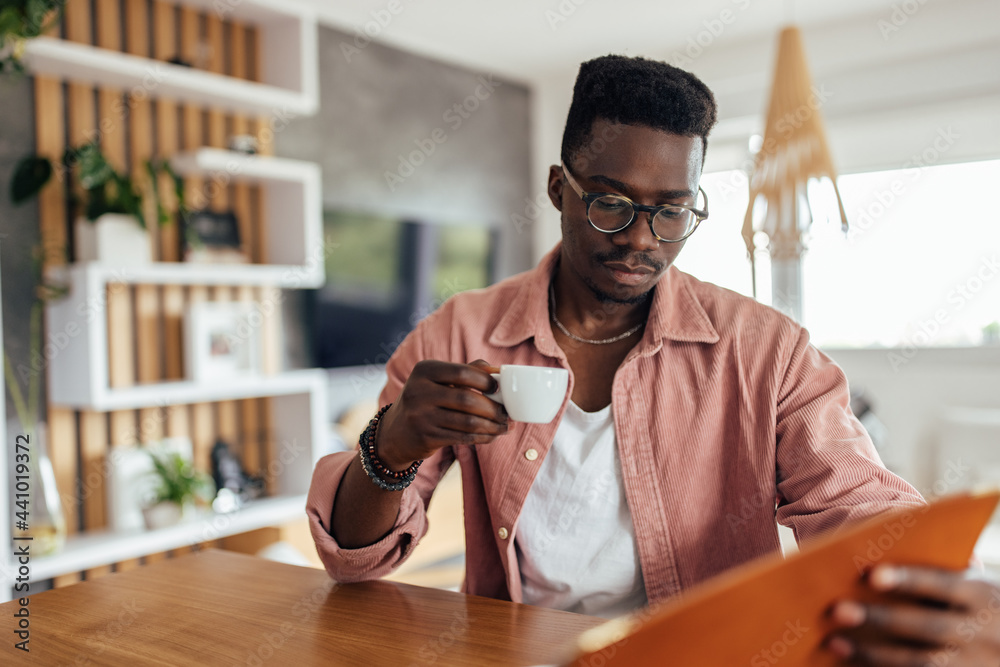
xmin=561 ymin=162 xmax=709 ymax=243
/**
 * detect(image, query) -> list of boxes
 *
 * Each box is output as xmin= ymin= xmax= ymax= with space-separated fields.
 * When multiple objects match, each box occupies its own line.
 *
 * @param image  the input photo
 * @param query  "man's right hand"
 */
xmin=376 ymin=359 xmax=510 ymax=470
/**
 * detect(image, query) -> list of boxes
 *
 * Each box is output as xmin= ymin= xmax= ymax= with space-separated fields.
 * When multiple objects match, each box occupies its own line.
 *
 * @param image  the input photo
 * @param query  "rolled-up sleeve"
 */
xmin=774 ymin=328 xmax=926 ymax=542
xmin=306 ymin=450 xmax=446 ymax=582
xmin=305 ymin=306 xmax=457 ymax=582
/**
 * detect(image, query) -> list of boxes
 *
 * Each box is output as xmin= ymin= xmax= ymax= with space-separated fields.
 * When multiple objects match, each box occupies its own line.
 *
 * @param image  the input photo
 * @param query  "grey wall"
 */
xmin=275 ymin=26 xmax=534 ymax=390
xmin=275 ymin=25 xmax=534 ymax=281
xmin=0 ymin=73 xmax=44 ymax=435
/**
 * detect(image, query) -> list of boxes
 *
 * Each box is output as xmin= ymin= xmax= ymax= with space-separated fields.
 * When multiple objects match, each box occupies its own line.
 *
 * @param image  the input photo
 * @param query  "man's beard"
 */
xmin=581 ymin=273 xmax=655 ymax=305
xmin=583 ymin=248 xmax=662 ymax=304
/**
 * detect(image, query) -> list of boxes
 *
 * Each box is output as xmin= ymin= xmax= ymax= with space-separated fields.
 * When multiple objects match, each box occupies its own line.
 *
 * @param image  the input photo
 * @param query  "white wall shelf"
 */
xmin=45 ymin=256 xmax=328 ymax=409
xmin=50 ymin=366 xmax=327 ymax=412
xmin=48 ymin=261 xmax=320 ymax=289
xmin=29 ymin=495 xmax=309 ymax=582
xmin=170 ymin=148 xmax=324 ymax=285
xmin=22 ymin=0 xmax=318 ymax=116
xmin=3 ymin=0 xmax=328 ymax=602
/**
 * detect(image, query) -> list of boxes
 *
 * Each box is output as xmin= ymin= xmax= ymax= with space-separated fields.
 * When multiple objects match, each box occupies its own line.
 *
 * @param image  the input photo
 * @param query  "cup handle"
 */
xmin=485 ymin=373 xmax=503 ymax=405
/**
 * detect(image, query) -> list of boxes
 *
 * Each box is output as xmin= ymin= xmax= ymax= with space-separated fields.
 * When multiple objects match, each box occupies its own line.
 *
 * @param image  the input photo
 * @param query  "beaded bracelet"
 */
xmin=358 ymin=403 xmax=423 ymax=491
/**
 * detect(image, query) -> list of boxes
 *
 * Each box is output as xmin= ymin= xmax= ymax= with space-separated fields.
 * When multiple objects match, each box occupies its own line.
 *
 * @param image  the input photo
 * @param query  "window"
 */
xmin=803 ymin=159 xmax=1000 ymax=348
xmin=672 ymin=169 xmax=755 ymax=298
xmin=681 ymin=161 xmax=1000 ymax=348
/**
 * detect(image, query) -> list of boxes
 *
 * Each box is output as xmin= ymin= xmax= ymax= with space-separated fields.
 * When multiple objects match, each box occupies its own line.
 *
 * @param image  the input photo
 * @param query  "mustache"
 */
xmin=593 ymin=248 xmax=665 ymax=272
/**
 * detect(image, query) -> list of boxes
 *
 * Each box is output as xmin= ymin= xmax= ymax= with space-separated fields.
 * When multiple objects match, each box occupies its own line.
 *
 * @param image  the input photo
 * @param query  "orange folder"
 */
xmin=566 ymin=490 xmax=1000 ymax=666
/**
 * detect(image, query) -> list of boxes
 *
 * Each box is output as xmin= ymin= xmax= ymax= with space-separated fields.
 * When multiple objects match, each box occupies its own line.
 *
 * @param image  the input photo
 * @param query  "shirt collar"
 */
xmin=489 ymin=244 xmax=719 ymax=353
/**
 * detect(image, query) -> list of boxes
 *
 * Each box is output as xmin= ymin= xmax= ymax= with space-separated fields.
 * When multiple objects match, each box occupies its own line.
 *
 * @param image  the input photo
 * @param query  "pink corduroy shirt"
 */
xmin=306 ymin=245 xmax=925 ymax=607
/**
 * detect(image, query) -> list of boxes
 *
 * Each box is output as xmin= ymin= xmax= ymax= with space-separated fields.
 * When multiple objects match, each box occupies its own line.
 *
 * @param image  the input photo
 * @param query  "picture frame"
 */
xmin=184 ymin=302 xmax=262 ymax=383
xmin=181 ymin=208 xmax=248 ymax=264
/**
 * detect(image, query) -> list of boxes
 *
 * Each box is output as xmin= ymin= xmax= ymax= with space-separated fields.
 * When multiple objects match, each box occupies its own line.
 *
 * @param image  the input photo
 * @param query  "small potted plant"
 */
xmin=9 ymin=142 xmax=185 ymax=265
xmin=0 ymin=0 xmax=66 ymax=75
xmin=141 ymin=450 xmax=215 ymax=530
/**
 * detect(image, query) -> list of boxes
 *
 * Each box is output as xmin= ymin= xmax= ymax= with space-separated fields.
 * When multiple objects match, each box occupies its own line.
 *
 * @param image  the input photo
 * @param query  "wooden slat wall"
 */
xmin=246 ymin=25 xmax=276 ymax=486
xmin=34 ymin=7 xmax=76 ymax=587
xmin=35 ymin=71 xmax=81 ymax=591
xmin=36 ymin=0 xmax=282 ymax=584
xmin=93 ymin=0 xmax=130 ymax=583
xmin=117 ymin=0 xmax=154 ymax=575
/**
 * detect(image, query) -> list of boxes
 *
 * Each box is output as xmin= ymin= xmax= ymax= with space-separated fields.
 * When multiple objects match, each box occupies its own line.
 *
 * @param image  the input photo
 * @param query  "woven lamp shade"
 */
xmin=741 ymin=26 xmax=849 ymax=292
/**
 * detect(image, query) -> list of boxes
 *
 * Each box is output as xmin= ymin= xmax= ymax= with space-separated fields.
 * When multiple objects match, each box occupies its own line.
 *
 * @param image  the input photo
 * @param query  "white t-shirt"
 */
xmin=515 ymin=400 xmax=647 ymax=618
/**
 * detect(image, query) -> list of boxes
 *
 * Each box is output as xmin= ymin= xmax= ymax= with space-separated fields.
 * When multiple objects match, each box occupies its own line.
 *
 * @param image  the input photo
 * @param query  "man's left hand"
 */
xmin=827 ymin=564 xmax=1000 ymax=665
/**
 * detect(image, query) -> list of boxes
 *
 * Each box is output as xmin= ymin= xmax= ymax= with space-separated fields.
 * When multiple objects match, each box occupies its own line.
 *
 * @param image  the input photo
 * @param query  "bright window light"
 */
xmin=803 ymin=159 xmax=1000 ymax=348
xmin=674 ymin=170 xmax=755 ymax=298
xmin=685 ymin=161 xmax=1000 ymax=349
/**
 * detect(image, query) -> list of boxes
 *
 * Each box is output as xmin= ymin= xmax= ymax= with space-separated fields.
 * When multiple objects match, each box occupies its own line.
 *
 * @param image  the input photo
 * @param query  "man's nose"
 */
xmin=611 ymin=210 xmax=659 ymax=251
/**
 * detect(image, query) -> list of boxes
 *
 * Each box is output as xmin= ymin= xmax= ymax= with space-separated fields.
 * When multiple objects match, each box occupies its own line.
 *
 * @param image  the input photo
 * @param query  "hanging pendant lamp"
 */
xmin=741 ymin=26 xmax=849 ymax=306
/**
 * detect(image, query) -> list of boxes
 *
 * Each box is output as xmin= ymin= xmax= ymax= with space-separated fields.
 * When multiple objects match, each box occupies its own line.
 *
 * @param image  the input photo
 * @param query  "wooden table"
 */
xmin=0 ymin=549 xmax=604 ymax=665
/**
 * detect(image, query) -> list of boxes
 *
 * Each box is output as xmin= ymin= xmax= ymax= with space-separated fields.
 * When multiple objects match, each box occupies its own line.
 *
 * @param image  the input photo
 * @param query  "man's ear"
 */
xmin=547 ymin=164 xmax=564 ymax=212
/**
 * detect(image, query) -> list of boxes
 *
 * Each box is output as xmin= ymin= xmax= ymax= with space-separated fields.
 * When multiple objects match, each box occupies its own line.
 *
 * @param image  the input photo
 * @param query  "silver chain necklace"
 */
xmin=549 ymin=283 xmax=644 ymax=345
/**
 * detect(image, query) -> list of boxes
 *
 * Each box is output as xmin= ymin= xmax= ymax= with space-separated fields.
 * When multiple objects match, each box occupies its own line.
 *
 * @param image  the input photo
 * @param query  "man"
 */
xmin=309 ymin=55 xmax=1000 ymax=662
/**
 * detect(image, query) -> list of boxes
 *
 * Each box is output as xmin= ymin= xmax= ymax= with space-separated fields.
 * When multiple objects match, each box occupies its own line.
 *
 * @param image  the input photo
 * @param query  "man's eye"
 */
xmin=593 ymin=197 xmax=629 ymax=212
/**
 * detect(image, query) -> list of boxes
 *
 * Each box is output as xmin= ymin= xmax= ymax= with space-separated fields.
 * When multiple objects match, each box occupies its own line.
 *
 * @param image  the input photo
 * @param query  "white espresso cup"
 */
xmin=485 ymin=365 xmax=569 ymax=423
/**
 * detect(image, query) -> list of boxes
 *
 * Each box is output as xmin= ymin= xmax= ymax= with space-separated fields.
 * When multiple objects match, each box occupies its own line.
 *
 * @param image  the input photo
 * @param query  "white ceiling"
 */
xmin=293 ymin=0 xmax=1000 ymax=180
xmin=296 ymin=0 xmax=914 ymax=84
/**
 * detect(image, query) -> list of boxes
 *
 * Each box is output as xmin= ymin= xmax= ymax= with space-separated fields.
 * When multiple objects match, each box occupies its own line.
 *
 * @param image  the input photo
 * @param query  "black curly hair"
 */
xmin=561 ymin=55 xmax=718 ymax=169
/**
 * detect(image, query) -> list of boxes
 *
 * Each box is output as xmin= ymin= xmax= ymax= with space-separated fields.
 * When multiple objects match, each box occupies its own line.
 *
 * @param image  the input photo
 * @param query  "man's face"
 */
xmin=548 ymin=119 xmax=704 ymax=304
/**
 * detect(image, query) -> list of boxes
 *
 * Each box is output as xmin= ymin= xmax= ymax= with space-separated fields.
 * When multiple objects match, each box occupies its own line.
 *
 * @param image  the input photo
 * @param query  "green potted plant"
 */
xmin=0 ymin=0 xmax=66 ymax=75
xmin=9 ymin=142 xmax=185 ymax=265
xmin=141 ymin=450 xmax=215 ymax=530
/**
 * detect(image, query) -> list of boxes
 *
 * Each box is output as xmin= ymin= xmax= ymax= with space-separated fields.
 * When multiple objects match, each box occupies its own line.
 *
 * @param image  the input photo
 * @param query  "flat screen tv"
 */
xmin=308 ymin=210 xmax=496 ymax=369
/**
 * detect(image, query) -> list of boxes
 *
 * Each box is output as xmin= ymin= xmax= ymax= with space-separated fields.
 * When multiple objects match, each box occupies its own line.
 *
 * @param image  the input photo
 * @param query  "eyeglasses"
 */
xmin=561 ymin=162 xmax=709 ymax=243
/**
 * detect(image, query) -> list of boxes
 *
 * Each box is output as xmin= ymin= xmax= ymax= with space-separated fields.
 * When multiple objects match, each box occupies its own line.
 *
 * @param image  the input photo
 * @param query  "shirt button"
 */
xmin=524 ymin=448 xmax=538 ymax=461
xmin=498 ymin=527 xmax=509 ymax=540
